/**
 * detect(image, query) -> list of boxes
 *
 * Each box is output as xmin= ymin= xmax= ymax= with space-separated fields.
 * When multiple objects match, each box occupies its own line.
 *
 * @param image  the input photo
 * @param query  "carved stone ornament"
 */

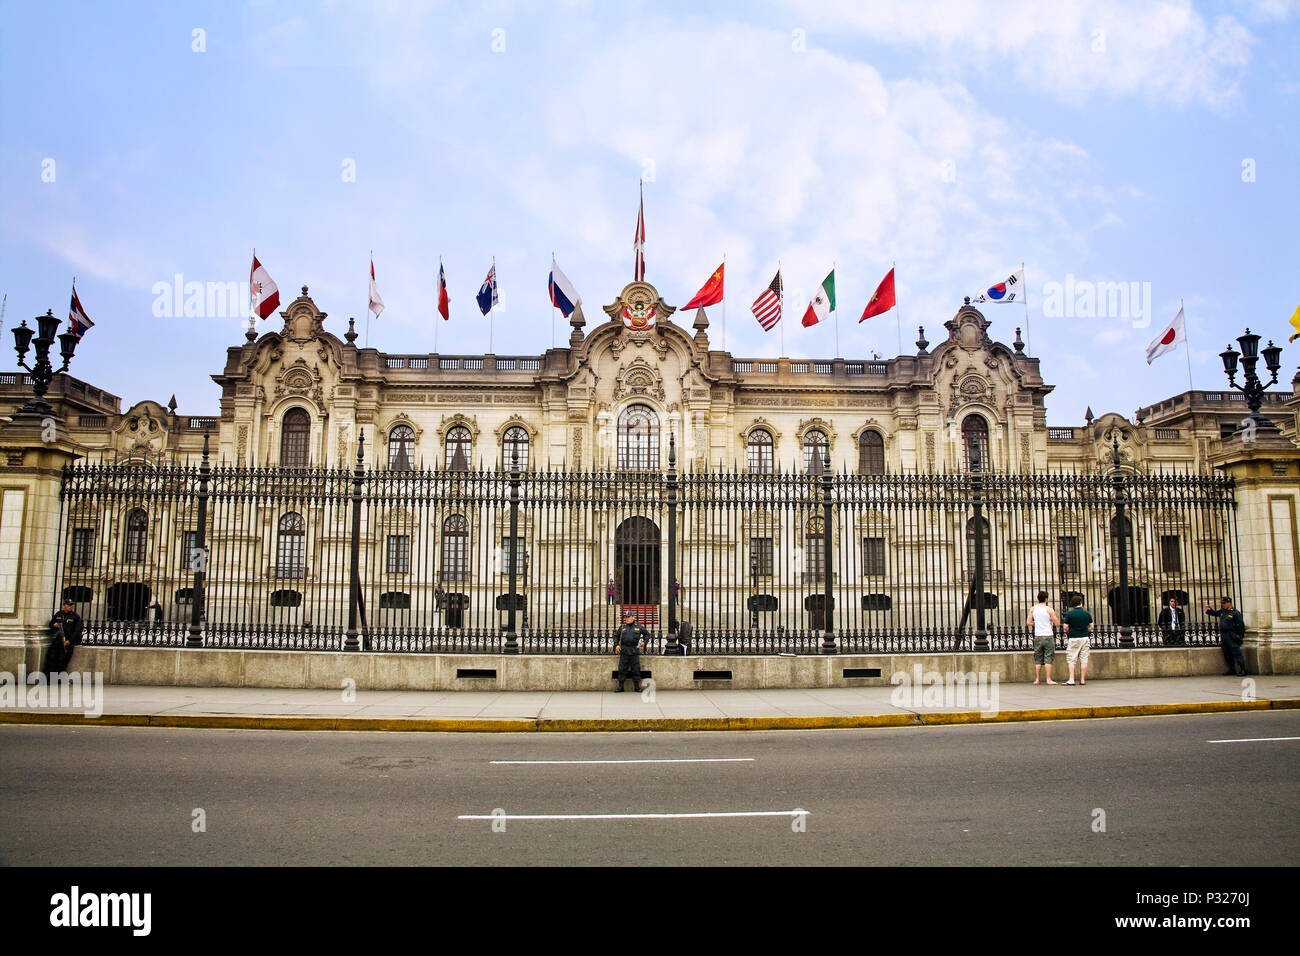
xmin=947 ymin=372 xmax=995 ymax=418
xmin=438 ymin=413 xmax=480 ymax=442
xmin=280 ymin=289 xmax=327 ymax=343
xmin=740 ymin=417 xmax=782 ymax=442
xmin=377 ymin=412 xmax=424 ymax=444
xmin=612 ymin=356 xmax=667 ymax=404
xmin=272 ymin=358 xmax=325 ymax=410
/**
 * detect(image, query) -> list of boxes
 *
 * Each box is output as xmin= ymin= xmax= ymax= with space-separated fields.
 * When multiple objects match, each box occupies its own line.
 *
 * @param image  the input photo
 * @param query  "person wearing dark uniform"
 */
xmin=46 ymin=599 xmax=84 ymax=675
xmin=614 ymin=612 xmax=648 ymax=692
xmin=1157 ymin=597 xmax=1186 ymax=646
xmin=1205 ymin=595 xmax=1246 ymax=676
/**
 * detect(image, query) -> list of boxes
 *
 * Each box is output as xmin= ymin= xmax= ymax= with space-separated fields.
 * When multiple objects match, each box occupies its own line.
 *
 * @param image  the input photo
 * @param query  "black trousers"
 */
xmin=617 ymin=651 xmax=641 ymax=687
xmin=1220 ymin=635 xmax=1245 ymax=672
xmin=45 ymin=640 xmax=74 ymax=675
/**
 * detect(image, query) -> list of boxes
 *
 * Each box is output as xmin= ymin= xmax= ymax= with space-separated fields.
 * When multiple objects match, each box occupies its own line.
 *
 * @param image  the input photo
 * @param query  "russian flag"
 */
xmin=548 ymin=257 xmax=581 ymax=317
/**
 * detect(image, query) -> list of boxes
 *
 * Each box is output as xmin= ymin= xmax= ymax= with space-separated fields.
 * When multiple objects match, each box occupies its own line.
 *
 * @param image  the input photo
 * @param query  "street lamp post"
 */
xmin=1218 ymin=328 xmax=1283 ymax=436
xmin=12 ymin=309 xmax=81 ymax=417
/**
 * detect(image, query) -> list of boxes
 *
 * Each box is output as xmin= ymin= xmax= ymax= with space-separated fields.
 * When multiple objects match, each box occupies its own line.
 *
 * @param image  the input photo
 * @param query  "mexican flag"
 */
xmin=802 ymin=269 xmax=835 ymax=327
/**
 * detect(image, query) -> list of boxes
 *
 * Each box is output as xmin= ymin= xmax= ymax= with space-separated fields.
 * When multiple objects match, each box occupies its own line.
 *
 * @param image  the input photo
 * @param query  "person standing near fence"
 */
xmin=613 ymin=611 xmax=647 ymax=692
xmin=606 ymin=572 xmax=615 ymax=606
xmin=1027 ymin=590 xmax=1060 ymax=685
xmin=1205 ymin=595 xmax=1247 ymax=676
xmin=45 ymin=598 xmax=83 ymax=676
xmin=1157 ymin=597 xmax=1186 ymax=646
xmin=1062 ymin=594 xmax=1093 ymax=685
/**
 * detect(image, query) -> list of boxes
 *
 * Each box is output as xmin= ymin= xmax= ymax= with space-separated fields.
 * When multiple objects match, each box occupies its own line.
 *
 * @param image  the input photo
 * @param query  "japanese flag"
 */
xmin=1145 ymin=307 xmax=1184 ymax=364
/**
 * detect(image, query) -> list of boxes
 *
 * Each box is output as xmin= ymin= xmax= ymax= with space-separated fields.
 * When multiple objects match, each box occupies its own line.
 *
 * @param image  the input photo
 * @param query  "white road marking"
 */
xmin=489 ymin=757 xmax=755 ymax=765
xmin=458 ymin=809 xmax=807 ymax=821
xmin=1207 ymin=736 xmax=1300 ymax=743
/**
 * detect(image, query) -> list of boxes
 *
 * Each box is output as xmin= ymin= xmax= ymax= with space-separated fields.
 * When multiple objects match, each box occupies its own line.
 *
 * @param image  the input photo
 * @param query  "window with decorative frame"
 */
xmin=858 ymin=431 xmax=885 ymax=476
xmin=746 ymin=429 xmax=774 ymax=474
xmin=388 ymin=424 xmax=416 ymax=470
xmin=502 ymin=426 xmax=530 ymax=470
xmin=445 ymin=426 xmax=473 ymax=471
xmin=618 ymin=404 xmax=659 ymax=470
xmin=280 ymin=408 xmax=310 ymax=467
xmin=441 ymin=514 xmax=469 ymax=581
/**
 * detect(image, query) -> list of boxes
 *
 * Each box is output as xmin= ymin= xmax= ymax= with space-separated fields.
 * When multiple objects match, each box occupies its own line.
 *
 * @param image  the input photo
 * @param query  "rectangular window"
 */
xmin=1160 ymin=534 xmax=1182 ymax=573
xmin=387 ymin=534 xmax=411 ymax=574
xmin=806 ymin=536 xmax=826 ymax=578
xmin=1057 ymin=536 xmax=1079 ymax=575
xmin=862 ymin=537 xmax=886 ymax=576
xmin=179 ymin=531 xmax=198 ymax=570
xmin=750 ymin=537 xmax=773 ymax=576
xmin=70 ymin=528 xmax=95 ymax=568
xmin=501 ymin=536 xmax=528 ymax=576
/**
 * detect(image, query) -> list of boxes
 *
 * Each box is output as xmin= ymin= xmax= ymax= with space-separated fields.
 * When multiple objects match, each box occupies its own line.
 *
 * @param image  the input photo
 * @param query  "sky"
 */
xmin=1 ymin=0 xmax=1297 ymax=424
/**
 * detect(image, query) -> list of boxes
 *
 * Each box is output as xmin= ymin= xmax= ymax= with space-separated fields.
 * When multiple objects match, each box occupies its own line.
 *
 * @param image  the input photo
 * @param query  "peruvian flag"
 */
xmin=683 ymin=262 xmax=725 ymax=310
xmin=634 ymin=181 xmax=646 ymax=281
xmin=368 ymin=255 xmax=385 ymax=318
xmin=1145 ymin=306 xmax=1185 ymax=364
xmin=437 ymin=260 xmax=449 ymax=320
xmin=249 ymin=254 xmax=280 ymax=320
xmin=859 ymin=268 xmax=896 ymax=322
xmin=802 ymin=269 xmax=836 ymax=327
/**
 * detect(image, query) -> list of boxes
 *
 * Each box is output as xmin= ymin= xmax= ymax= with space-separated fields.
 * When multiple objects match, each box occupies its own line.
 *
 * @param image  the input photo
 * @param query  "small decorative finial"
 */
xmin=356 ymin=429 xmax=365 ymax=465
xmin=693 ymin=307 xmax=709 ymax=331
xmin=669 ymin=431 xmax=676 ymax=468
xmin=916 ymin=326 xmax=929 ymax=354
xmin=1084 ymin=405 xmax=1094 ymax=425
xmin=1013 ymin=327 xmax=1024 ymax=353
xmin=167 ymin=395 xmax=178 ymax=415
xmin=345 ymin=317 xmax=358 ymax=344
xmin=301 ymin=285 xmax=309 ymax=296
xmin=963 ymin=296 xmax=971 ymax=306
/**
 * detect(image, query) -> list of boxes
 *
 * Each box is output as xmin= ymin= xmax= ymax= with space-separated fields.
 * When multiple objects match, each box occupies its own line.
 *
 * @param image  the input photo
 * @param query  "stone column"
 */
xmin=0 ymin=415 xmax=82 ymax=674
xmin=1209 ymin=433 xmax=1300 ymax=674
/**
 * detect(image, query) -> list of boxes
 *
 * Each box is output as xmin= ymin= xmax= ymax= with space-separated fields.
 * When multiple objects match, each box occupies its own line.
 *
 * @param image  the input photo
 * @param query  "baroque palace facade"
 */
xmin=3 ymin=280 xmax=1296 ymax=473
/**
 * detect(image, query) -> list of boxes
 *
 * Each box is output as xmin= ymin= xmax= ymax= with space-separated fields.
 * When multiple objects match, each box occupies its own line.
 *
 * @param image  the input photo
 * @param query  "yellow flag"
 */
xmin=1290 ymin=301 xmax=1300 ymax=342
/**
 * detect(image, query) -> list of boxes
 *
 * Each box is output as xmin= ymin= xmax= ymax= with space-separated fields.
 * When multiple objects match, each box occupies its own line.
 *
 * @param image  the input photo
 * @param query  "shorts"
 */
xmin=1066 ymin=637 xmax=1090 ymax=665
xmin=1033 ymin=635 xmax=1055 ymax=665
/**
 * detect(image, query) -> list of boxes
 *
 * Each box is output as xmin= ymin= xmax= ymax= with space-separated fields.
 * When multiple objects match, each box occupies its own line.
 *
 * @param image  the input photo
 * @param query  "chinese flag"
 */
xmin=859 ymin=268 xmax=896 ymax=321
xmin=683 ymin=262 xmax=725 ymax=310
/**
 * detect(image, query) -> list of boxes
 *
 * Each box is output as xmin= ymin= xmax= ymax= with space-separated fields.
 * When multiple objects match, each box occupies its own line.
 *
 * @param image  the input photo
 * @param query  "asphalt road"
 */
xmin=1 ymin=712 xmax=1296 ymax=866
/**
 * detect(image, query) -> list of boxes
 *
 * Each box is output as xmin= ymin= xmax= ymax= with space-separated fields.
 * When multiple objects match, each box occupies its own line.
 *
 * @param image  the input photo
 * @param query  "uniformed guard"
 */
xmin=613 ymin=611 xmax=648 ymax=692
xmin=47 ymin=598 xmax=84 ymax=675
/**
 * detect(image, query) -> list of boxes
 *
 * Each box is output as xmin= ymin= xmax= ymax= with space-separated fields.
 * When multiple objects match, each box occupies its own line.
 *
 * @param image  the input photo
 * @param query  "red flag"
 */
xmin=634 ymin=182 xmax=645 ymax=281
xmin=683 ymin=263 xmax=724 ymax=310
xmin=437 ymin=261 xmax=450 ymax=320
xmin=859 ymin=268 xmax=895 ymax=322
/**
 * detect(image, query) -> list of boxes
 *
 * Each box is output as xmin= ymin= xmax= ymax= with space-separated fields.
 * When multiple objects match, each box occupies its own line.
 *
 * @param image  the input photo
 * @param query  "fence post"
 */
xmin=185 ymin=430 xmax=211 ymax=648
xmin=1109 ymin=432 xmax=1135 ymax=648
xmin=504 ymin=448 xmax=521 ymax=654
xmin=665 ymin=433 xmax=679 ymax=655
xmin=345 ymin=432 xmax=364 ymax=652
xmin=972 ymin=441 xmax=989 ymax=651
xmin=821 ymin=452 xmax=836 ymax=653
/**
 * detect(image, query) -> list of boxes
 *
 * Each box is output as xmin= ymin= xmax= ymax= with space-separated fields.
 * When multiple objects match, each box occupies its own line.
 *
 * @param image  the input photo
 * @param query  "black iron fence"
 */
xmin=55 ymin=437 xmax=1239 ymax=654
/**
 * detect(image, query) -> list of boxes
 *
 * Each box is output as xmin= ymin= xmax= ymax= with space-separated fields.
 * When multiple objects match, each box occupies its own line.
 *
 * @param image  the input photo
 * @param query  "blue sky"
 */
xmin=2 ymin=0 xmax=1297 ymax=423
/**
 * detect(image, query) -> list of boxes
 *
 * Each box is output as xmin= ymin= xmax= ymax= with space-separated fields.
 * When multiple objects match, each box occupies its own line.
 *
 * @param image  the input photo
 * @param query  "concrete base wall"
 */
xmin=0 ymin=643 xmax=1274 ymax=692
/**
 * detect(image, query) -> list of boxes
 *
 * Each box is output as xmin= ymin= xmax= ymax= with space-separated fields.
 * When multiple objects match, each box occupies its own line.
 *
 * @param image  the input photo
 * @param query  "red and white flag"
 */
xmin=368 ymin=255 xmax=385 ymax=318
xmin=751 ymin=269 xmax=783 ymax=331
xmin=634 ymin=182 xmax=646 ymax=281
xmin=1146 ymin=306 xmax=1185 ymax=364
xmin=437 ymin=260 xmax=450 ymax=320
xmin=249 ymin=254 xmax=280 ymax=320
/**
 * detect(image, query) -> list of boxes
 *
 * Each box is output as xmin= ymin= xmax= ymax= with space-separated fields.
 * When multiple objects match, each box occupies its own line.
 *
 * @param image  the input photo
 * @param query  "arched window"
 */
xmin=858 ymin=431 xmax=884 ymax=475
xmin=445 ymin=426 xmax=472 ymax=471
xmin=1110 ymin=515 xmax=1135 ymax=568
xmin=962 ymin=415 xmax=990 ymax=471
xmin=966 ymin=516 xmax=992 ymax=572
xmin=618 ymin=404 xmax=659 ymax=470
xmin=503 ymin=425 xmax=530 ymax=470
xmin=276 ymin=512 xmax=305 ymax=578
xmin=280 ymin=408 xmax=310 ymax=467
xmin=124 ymin=509 xmax=148 ymax=564
xmin=803 ymin=430 xmax=828 ymax=474
xmin=441 ymin=514 xmax=469 ymax=581
xmin=805 ymin=516 xmax=826 ymax=578
xmin=388 ymin=424 xmax=416 ymax=471
xmin=747 ymin=428 xmax=774 ymax=474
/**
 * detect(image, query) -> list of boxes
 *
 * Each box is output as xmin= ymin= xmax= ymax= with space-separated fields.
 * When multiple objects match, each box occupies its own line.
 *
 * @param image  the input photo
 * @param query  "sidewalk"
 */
xmin=2 ymin=675 xmax=1297 ymax=732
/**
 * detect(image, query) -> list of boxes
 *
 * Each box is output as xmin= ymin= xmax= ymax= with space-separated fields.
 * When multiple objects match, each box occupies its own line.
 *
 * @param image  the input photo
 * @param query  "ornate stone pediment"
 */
xmin=273 ymin=358 xmax=326 ymax=411
xmin=377 ymin=412 xmax=424 ymax=443
xmin=280 ymin=287 xmax=327 ymax=343
xmin=612 ymin=356 xmax=666 ymax=403
xmin=947 ymin=371 xmax=996 ymax=417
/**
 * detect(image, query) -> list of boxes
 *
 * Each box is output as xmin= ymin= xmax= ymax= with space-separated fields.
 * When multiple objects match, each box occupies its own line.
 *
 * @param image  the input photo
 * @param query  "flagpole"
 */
xmin=434 ymin=256 xmax=441 ymax=356
xmin=721 ymin=251 xmax=727 ymax=352
xmin=248 ymin=249 xmax=256 ymax=338
xmin=833 ymin=260 xmax=840 ymax=359
xmin=1182 ymin=297 xmax=1194 ymax=392
xmin=490 ymin=256 xmax=496 ymax=354
xmin=778 ymin=259 xmax=784 ymax=358
xmin=550 ymin=252 xmax=556 ymax=350
xmin=1022 ymin=260 xmax=1030 ymax=355
xmin=366 ymin=249 xmax=372 ymax=349
xmin=894 ymin=260 xmax=902 ymax=356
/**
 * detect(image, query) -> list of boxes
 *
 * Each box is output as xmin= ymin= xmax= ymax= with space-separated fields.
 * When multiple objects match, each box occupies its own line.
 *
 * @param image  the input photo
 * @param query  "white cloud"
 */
xmin=782 ymin=0 xmax=1256 ymax=109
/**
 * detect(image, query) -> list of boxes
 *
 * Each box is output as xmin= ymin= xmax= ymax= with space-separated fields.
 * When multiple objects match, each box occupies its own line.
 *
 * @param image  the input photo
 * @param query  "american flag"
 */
xmin=751 ymin=269 xmax=782 ymax=331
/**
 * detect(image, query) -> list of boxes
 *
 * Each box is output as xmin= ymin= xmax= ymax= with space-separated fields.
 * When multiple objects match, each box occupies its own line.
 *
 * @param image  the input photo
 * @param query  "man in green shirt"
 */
xmin=1062 ymin=595 xmax=1093 ymax=686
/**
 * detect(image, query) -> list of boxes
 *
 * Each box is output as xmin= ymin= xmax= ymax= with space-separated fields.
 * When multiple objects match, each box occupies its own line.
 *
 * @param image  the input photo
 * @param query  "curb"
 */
xmin=1 ymin=698 xmax=1296 ymax=733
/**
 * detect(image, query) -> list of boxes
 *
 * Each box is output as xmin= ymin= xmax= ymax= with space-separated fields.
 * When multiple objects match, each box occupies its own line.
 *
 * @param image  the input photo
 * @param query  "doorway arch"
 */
xmin=615 ymin=517 xmax=660 ymax=605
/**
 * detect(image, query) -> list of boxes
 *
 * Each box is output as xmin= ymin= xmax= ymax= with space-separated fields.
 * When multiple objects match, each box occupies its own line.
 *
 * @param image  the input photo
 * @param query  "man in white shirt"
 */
xmin=1026 ymin=590 xmax=1060 ymax=685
